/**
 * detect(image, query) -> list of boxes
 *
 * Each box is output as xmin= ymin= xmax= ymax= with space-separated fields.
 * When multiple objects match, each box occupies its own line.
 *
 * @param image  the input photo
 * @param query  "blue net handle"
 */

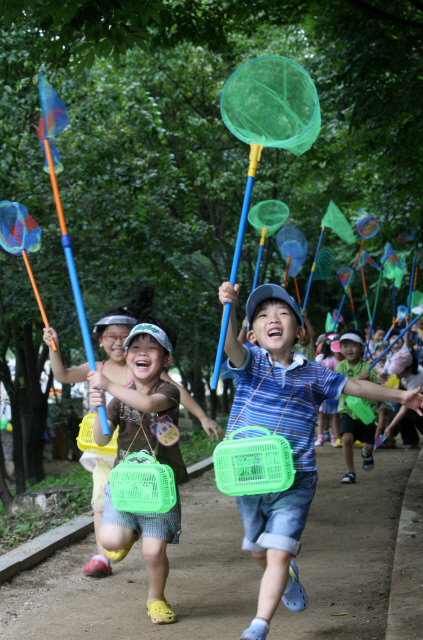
xmin=229 ymin=426 xmax=271 ymax=440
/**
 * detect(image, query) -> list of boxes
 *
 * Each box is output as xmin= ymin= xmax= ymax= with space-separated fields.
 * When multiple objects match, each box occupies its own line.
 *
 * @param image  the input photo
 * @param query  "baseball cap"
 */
xmin=389 ymin=348 xmax=413 ymax=375
xmin=339 ymin=332 xmax=365 ymax=345
xmin=123 ymin=323 xmax=173 ymax=354
xmin=246 ymin=284 xmax=304 ymax=327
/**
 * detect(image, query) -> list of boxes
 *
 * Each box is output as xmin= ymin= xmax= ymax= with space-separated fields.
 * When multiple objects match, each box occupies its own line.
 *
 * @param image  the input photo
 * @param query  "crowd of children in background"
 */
xmin=298 ymin=310 xmax=423 ymax=484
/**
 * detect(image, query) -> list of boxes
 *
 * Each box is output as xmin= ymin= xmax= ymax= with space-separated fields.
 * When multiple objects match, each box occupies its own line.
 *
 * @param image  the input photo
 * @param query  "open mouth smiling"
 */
xmin=268 ymin=328 xmax=282 ymax=338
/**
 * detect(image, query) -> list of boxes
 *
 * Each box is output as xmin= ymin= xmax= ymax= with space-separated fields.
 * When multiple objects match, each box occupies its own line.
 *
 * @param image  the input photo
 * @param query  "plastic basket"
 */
xmin=76 ymin=413 xmax=119 ymax=456
xmin=213 ymin=427 xmax=295 ymax=496
xmin=109 ymin=452 xmax=177 ymax=514
xmin=345 ymin=397 xmax=375 ymax=425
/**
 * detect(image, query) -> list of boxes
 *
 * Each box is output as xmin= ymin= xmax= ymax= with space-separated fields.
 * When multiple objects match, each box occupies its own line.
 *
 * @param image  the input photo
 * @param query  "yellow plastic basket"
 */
xmin=76 ymin=413 xmax=119 ymax=456
xmin=213 ymin=427 xmax=295 ymax=497
xmin=109 ymin=452 xmax=177 ymax=514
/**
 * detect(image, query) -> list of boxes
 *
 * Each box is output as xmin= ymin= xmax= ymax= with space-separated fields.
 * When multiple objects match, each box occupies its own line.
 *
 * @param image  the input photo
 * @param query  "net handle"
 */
xmin=283 ymin=257 xmax=291 ymax=289
xmin=21 ymin=249 xmax=57 ymax=351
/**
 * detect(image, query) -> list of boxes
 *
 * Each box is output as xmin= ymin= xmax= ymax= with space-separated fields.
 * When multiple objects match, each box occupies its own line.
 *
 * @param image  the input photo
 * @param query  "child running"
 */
xmin=218 ymin=281 xmax=423 ymax=640
xmin=43 ymin=287 xmax=222 ymax=578
xmin=88 ymin=319 xmax=184 ymax=624
xmin=336 ymin=330 xmax=380 ymax=483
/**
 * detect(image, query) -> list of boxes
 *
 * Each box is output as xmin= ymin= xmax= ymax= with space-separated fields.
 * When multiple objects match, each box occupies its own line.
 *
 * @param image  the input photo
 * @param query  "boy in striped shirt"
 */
xmin=218 ymin=281 xmax=423 ymax=640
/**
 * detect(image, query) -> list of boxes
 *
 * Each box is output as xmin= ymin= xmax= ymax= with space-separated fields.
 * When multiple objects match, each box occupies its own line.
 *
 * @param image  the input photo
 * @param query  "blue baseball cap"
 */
xmin=246 ymin=284 xmax=304 ymax=327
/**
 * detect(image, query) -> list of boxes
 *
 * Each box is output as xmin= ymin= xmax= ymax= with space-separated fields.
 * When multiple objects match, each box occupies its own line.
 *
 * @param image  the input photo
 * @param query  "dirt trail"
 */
xmin=0 ymin=445 xmax=419 ymax=640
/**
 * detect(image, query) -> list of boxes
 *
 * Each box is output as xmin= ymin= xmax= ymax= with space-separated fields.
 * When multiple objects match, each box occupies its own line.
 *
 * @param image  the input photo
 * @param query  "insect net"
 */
xmin=276 ymin=226 xmax=308 ymax=260
xmin=337 ymin=266 xmax=354 ymax=290
xmin=356 ymin=211 xmax=379 ymax=239
xmin=313 ymin=247 xmax=335 ymax=280
xmin=221 ymin=56 xmax=321 ymax=156
xmin=321 ymin=201 xmax=355 ymax=244
xmin=248 ymin=200 xmax=289 ymax=236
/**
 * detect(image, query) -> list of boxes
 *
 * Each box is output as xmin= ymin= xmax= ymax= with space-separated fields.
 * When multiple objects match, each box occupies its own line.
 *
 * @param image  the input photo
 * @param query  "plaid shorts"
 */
xmin=102 ymin=483 xmax=182 ymax=544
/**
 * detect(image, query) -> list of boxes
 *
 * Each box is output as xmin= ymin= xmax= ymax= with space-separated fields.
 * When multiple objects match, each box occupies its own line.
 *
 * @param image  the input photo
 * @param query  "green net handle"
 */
xmin=121 ymin=452 xmax=157 ymax=465
xmin=228 ymin=426 xmax=271 ymax=440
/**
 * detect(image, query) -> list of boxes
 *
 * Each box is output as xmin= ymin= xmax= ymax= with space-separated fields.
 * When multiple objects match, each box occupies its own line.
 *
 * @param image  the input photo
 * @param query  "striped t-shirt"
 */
xmin=227 ymin=346 xmax=347 ymax=472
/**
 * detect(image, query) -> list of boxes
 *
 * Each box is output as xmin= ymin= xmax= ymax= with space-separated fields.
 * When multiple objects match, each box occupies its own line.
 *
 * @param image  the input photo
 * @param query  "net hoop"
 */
xmin=220 ymin=55 xmax=320 ymax=154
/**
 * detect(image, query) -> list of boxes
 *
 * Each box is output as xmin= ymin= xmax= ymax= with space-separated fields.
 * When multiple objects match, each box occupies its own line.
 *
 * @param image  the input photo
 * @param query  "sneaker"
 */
xmin=403 ymin=443 xmax=419 ymax=450
xmin=104 ymin=532 xmax=141 ymax=563
xmin=354 ymin=440 xmax=363 ymax=447
xmin=362 ymin=449 xmax=374 ymax=471
xmin=340 ymin=471 xmax=356 ymax=484
xmin=315 ymin=435 xmax=324 ymax=447
xmin=330 ymin=434 xmax=337 ymax=445
xmin=282 ymin=560 xmax=308 ymax=611
xmin=332 ymin=438 xmax=343 ymax=448
xmin=82 ymin=556 xmax=112 ymax=578
xmin=323 ymin=430 xmax=331 ymax=442
xmin=239 ymin=624 xmax=269 ymax=640
xmin=147 ymin=599 xmax=177 ymax=624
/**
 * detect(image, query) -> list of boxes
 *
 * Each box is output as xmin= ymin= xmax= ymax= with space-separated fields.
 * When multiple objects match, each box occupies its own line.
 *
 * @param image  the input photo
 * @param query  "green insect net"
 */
xmin=321 ymin=201 xmax=355 ymax=244
xmin=248 ymin=200 xmax=289 ymax=236
xmin=221 ymin=56 xmax=321 ymax=156
xmin=384 ymin=261 xmax=405 ymax=289
xmin=313 ymin=247 xmax=335 ymax=281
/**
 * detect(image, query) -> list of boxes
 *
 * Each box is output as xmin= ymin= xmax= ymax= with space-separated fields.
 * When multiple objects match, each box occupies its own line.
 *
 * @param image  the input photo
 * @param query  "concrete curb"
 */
xmin=0 ymin=455 xmax=214 ymax=583
xmin=385 ymin=446 xmax=423 ymax=640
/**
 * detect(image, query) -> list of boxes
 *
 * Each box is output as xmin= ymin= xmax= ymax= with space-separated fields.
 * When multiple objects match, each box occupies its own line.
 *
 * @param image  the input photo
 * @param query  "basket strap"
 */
xmin=271 ymin=370 xmax=299 ymax=435
xmin=227 ymin=366 xmax=300 ymax=438
xmin=121 ymin=412 xmax=152 ymax=462
xmin=226 ymin=365 xmax=274 ymax=437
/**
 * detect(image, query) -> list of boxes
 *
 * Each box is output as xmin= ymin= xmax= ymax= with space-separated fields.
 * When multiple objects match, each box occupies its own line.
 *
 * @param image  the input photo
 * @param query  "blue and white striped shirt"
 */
xmin=226 ymin=346 xmax=348 ymax=472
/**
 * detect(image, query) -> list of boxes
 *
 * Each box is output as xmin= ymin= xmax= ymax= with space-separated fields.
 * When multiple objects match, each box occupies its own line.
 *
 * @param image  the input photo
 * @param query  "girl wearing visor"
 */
xmin=43 ymin=286 xmax=222 ymax=578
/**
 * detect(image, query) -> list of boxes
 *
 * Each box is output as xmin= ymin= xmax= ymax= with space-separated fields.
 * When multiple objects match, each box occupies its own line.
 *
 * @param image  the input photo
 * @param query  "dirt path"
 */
xmin=0 ymin=444 xmax=419 ymax=640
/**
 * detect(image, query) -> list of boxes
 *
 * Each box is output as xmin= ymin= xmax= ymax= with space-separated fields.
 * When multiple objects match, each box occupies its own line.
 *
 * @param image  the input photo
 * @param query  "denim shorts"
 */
xmin=102 ymin=483 xmax=182 ymax=544
xmin=235 ymin=470 xmax=318 ymax=555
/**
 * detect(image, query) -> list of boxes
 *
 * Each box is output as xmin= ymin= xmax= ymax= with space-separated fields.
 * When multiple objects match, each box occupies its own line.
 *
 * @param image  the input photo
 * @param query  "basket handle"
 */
xmin=122 ymin=452 xmax=156 ymax=464
xmin=228 ymin=426 xmax=271 ymax=440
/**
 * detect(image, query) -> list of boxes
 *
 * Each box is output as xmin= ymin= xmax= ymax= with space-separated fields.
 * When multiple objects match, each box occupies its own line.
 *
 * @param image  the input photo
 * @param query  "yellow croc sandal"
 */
xmin=104 ymin=532 xmax=141 ymax=563
xmin=147 ymin=599 xmax=177 ymax=624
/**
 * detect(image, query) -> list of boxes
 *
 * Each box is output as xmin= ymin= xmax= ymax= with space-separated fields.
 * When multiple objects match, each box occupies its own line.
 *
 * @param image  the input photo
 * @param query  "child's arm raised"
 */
xmin=43 ymin=327 xmax=91 ymax=384
xmin=87 ymin=371 xmax=174 ymax=414
xmin=161 ymin=371 xmax=224 ymax=441
xmin=302 ymin=308 xmax=316 ymax=350
xmin=343 ymin=378 xmax=423 ymax=414
xmin=90 ymin=387 xmax=114 ymax=446
xmin=218 ymin=282 xmax=247 ymax=368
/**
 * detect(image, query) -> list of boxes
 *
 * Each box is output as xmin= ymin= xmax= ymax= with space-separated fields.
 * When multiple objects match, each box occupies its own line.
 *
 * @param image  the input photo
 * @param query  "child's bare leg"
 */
xmin=255 ymin=549 xmax=292 ymax=621
xmin=99 ymin=524 xmax=135 ymax=551
xmin=251 ymin=549 xmax=267 ymax=570
xmin=94 ymin=511 xmax=107 ymax=556
xmin=317 ymin=412 xmax=325 ymax=437
xmin=332 ymin=414 xmax=341 ymax=439
xmin=142 ymin=537 xmax=169 ymax=603
xmin=342 ymin=432 xmax=354 ymax=471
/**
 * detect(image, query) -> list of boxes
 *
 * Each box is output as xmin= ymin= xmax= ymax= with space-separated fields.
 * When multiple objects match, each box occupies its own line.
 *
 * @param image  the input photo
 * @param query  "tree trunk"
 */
xmin=0 ymin=437 xmax=13 ymax=510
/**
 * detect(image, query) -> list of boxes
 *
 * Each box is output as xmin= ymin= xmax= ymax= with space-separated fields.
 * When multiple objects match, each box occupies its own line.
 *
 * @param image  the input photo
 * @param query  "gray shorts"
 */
xmin=102 ymin=483 xmax=182 ymax=544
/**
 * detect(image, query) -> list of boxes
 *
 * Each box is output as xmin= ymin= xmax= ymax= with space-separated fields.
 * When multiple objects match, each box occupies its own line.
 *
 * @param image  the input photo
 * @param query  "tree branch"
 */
xmin=345 ymin=0 xmax=423 ymax=30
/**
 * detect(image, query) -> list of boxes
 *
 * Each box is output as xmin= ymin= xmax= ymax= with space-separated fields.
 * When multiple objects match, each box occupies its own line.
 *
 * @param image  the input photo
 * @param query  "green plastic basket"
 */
xmin=109 ymin=452 xmax=177 ymax=514
xmin=345 ymin=396 xmax=375 ymax=425
xmin=213 ymin=427 xmax=295 ymax=496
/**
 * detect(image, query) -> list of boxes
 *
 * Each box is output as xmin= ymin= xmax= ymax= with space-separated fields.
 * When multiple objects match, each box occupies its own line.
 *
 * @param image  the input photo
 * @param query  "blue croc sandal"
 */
xmin=239 ymin=625 xmax=268 ymax=640
xmin=282 ymin=560 xmax=308 ymax=612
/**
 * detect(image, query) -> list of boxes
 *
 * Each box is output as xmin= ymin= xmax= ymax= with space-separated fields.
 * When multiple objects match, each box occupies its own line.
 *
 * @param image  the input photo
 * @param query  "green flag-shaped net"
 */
xmin=221 ymin=56 xmax=321 ymax=156
xmin=384 ymin=261 xmax=405 ymax=289
xmin=314 ymin=247 xmax=335 ymax=281
xmin=321 ymin=201 xmax=355 ymax=244
xmin=248 ymin=200 xmax=289 ymax=237
xmin=410 ymin=290 xmax=423 ymax=310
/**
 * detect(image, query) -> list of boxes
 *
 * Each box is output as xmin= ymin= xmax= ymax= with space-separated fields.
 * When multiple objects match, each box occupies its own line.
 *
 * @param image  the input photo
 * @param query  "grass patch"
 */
xmin=0 ymin=416 xmax=228 ymax=554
